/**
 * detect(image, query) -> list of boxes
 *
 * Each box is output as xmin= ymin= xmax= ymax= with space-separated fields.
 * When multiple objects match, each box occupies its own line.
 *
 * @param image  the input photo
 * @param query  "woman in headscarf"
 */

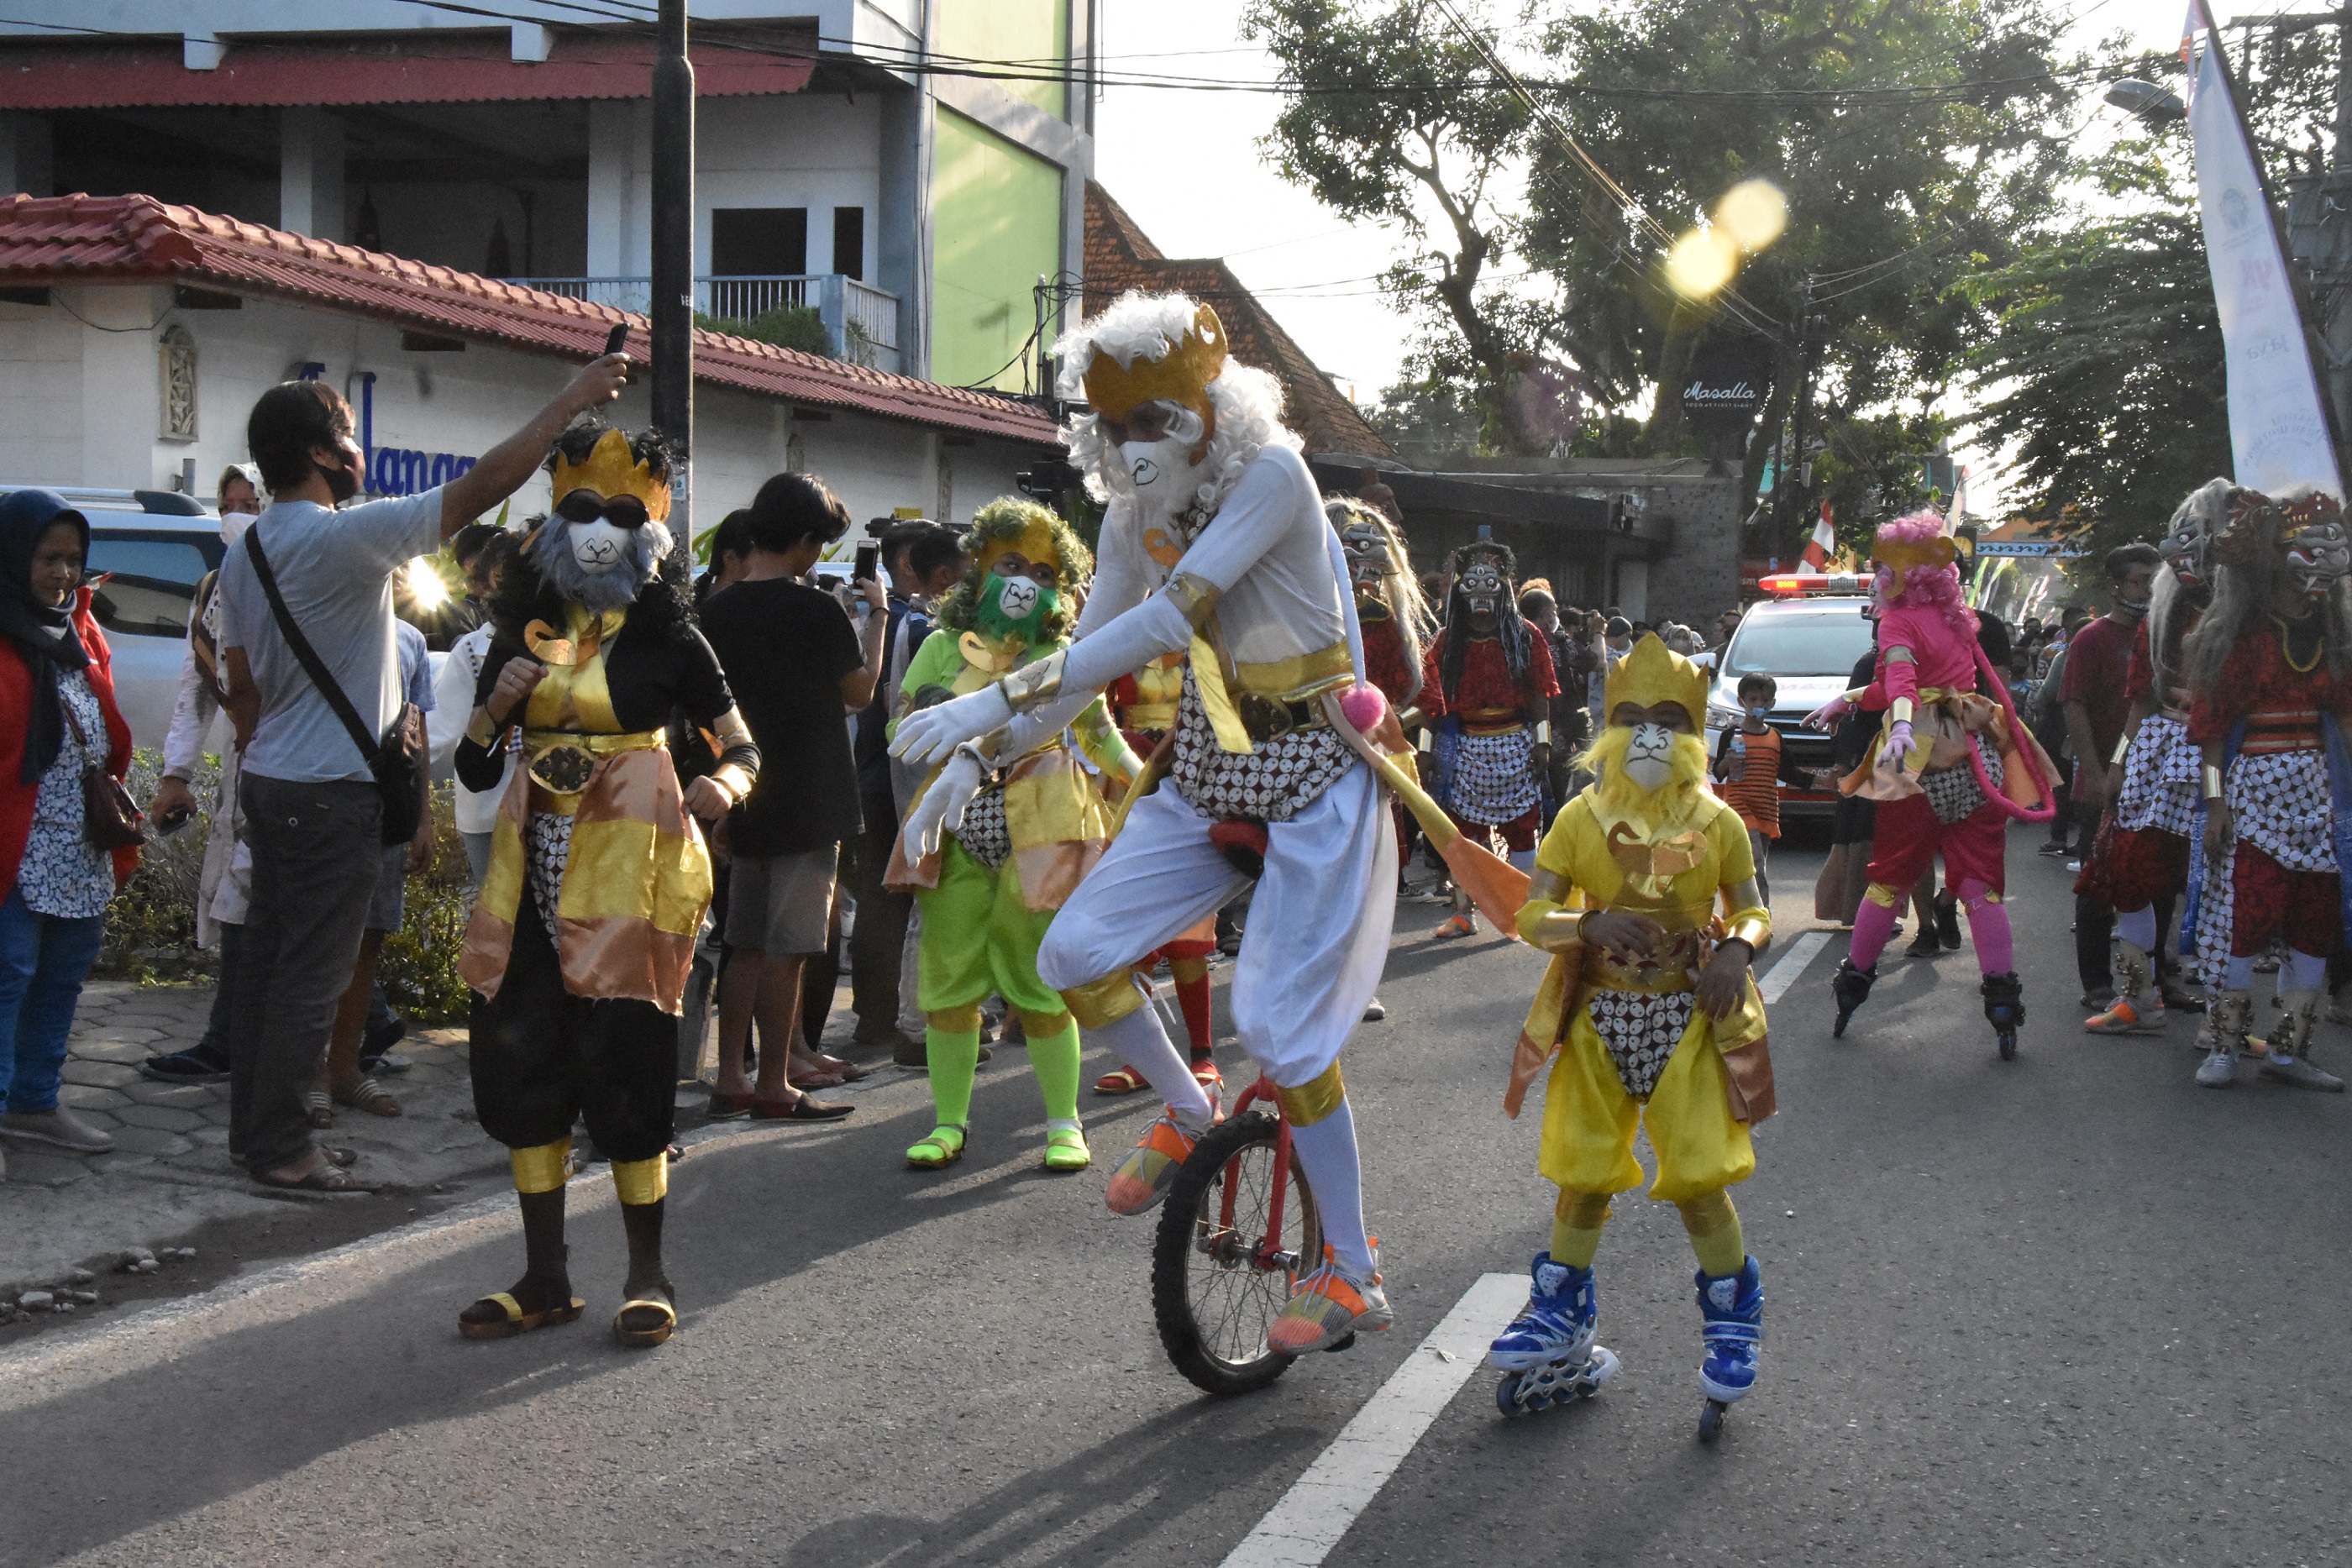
xmin=0 ymin=488 xmax=140 ymax=1177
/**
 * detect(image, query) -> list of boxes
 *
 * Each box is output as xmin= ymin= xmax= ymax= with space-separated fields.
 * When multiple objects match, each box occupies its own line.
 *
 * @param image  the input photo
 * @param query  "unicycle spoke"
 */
xmin=1153 ymin=1105 xmax=1320 ymax=1396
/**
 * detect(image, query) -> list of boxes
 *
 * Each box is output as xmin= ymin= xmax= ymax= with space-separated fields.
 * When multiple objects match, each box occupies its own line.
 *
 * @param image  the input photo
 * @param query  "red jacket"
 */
xmin=0 ymin=585 xmax=138 ymax=893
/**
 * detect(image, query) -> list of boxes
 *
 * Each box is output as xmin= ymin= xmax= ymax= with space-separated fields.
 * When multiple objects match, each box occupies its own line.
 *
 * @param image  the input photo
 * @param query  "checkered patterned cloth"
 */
xmin=2227 ymin=749 xmax=2336 ymax=872
xmin=2117 ymin=714 xmax=2199 ymax=838
xmin=953 ymin=781 xmax=1011 ymax=871
xmin=1919 ymin=734 xmax=2003 ymax=825
xmin=1441 ymin=726 xmax=1540 ymax=826
xmin=526 ymin=810 xmax=574 ymax=928
xmin=1586 ymin=989 xmax=1698 ymax=1101
xmin=1168 ymin=671 xmax=1354 ymax=824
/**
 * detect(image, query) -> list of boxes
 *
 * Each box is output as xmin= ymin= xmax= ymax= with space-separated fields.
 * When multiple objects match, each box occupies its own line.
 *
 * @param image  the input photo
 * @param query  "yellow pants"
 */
xmin=1537 ymin=1000 xmax=1754 ymax=1204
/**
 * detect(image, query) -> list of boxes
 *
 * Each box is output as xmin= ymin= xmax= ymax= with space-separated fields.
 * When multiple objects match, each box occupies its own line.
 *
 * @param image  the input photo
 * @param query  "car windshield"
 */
xmin=86 ymin=531 xmax=220 ymax=639
xmin=1723 ymin=602 xmax=1876 ymax=679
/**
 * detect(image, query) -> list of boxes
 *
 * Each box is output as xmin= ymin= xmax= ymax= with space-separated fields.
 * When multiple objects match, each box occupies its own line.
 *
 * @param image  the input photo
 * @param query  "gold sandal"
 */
xmin=612 ymin=1291 xmax=677 ymax=1349
xmin=459 ymin=1290 xmax=585 ymax=1340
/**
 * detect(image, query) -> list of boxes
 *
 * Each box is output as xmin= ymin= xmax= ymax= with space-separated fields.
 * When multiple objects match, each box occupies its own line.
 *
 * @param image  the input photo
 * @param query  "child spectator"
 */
xmin=1714 ymin=673 xmax=1781 ymax=905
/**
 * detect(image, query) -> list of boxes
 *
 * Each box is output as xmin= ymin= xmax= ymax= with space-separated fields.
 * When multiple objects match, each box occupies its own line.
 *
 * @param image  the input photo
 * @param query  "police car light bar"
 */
xmin=1758 ymin=572 xmax=1864 ymax=595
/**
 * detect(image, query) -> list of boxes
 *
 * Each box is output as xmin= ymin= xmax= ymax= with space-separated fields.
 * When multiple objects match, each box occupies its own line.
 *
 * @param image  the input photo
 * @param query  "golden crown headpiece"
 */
xmin=1604 ymin=632 xmax=1709 ymax=732
xmin=549 ymin=427 xmax=672 ymax=524
xmin=2277 ymin=490 xmax=2344 ymax=546
xmin=1080 ymin=302 xmax=1229 ymax=439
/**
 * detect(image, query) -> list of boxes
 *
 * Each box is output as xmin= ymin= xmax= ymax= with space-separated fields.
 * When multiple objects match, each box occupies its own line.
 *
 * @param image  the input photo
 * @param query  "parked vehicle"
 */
xmin=1704 ymin=585 xmax=1878 ymax=822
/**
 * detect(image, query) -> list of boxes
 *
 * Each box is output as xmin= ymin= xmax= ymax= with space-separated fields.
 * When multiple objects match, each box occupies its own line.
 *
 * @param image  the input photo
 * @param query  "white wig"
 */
xmin=1054 ymin=291 xmax=1300 ymax=520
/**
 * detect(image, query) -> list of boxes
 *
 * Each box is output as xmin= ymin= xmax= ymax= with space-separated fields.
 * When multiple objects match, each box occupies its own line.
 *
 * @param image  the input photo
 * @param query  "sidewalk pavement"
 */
xmin=0 ymin=980 xmax=504 ymax=1302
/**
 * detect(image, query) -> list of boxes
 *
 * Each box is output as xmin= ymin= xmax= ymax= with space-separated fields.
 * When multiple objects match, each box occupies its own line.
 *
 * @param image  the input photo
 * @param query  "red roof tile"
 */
xmin=0 ymin=32 xmax=815 ymax=110
xmin=0 ymin=193 xmax=1059 ymax=446
xmin=1084 ymin=182 xmax=1393 ymax=460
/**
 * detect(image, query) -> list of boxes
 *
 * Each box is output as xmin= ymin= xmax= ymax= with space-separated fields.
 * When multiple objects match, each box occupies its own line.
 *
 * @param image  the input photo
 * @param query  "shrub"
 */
xmin=375 ymin=784 xmax=475 ymax=1026
xmin=696 ymin=302 xmax=834 ymax=356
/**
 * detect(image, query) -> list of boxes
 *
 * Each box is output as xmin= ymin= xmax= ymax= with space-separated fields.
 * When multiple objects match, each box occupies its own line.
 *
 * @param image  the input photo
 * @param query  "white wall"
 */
xmin=586 ymin=95 xmax=885 ymax=282
xmin=0 ymin=283 xmax=1047 ymax=543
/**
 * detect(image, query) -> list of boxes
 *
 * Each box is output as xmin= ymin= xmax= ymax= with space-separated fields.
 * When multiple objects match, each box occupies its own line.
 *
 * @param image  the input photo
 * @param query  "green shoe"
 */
xmin=1041 ymin=1125 xmax=1090 ymax=1172
xmin=906 ymin=1125 xmax=968 ymax=1169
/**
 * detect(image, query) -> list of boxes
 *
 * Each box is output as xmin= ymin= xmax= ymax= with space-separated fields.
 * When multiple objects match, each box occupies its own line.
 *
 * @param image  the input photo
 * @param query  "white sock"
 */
xmin=1089 ymin=1006 xmax=1213 ymax=1126
xmin=2114 ymin=905 xmax=2158 ymax=952
xmin=2286 ymin=948 xmax=2329 ymax=994
xmin=1287 ymin=1099 xmax=1373 ymax=1277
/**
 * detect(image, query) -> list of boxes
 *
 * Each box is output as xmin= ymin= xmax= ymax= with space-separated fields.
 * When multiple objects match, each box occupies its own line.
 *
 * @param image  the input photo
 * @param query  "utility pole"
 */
xmin=1782 ymin=274 xmax=1816 ymax=559
xmin=651 ymin=0 xmax=695 ymax=541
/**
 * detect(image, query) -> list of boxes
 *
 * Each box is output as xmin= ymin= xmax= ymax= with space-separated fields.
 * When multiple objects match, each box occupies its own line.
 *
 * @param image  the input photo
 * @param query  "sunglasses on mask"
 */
xmin=554 ymin=490 xmax=653 ymax=530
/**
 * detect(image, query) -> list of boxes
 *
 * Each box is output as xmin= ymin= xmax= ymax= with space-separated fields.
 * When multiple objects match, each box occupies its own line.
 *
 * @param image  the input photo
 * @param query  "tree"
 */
xmin=1525 ymin=0 xmax=2082 ymax=553
xmin=1242 ymin=0 xmax=1542 ymax=449
xmin=1957 ymin=35 xmax=2339 ymax=558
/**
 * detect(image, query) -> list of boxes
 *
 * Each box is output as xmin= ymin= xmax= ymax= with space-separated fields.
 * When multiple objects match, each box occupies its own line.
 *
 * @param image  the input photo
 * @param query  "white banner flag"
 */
xmin=2185 ymin=2 xmax=2345 ymax=500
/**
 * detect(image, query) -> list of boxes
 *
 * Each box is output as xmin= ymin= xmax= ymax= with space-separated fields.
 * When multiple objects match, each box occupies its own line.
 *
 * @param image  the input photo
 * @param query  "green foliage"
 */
xmin=375 ymin=784 xmax=475 ymax=1026
xmin=696 ymin=303 xmax=835 ymax=356
xmin=98 ymin=749 xmax=213 ymax=983
xmin=94 ymin=757 xmax=475 ymax=1025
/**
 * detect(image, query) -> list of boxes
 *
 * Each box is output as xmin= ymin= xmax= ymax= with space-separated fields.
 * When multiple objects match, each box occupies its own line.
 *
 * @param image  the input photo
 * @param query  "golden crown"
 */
xmin=1080 ymin=302 xmax=1229 ymax=426
xmin=1604 ymin=632 xmax=1710 ymax=731
xmin=549 ymin=427 xmax=672 ymax=523
xmin=1869 ymin=532 xmax=1957 ymax=574
xmin=977 ymin=514 xmax=1065 ymax=577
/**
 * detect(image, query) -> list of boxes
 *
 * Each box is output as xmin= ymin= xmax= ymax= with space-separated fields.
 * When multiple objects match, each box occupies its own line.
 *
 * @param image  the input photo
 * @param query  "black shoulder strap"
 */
xmin=242 ymin=526 xmax=384 ymax=768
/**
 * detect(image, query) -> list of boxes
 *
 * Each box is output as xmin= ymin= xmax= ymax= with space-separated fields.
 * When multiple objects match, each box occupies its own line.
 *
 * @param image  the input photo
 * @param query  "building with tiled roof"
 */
xmin=1082 ymin=182 xmax=1391 ymax=462
xmin=0 ymin=192 xmax=1060 ymax=532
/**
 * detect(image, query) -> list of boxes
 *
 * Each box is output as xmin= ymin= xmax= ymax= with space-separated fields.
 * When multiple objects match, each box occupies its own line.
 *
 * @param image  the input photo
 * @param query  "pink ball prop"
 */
xmin=1339 ymin=684 xmax=1389 ymax=734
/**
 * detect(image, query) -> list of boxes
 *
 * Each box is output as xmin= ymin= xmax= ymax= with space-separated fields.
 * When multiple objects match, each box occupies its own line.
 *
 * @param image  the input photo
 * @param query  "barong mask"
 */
xmin=2278 ymin=493 xmax=2351 ymax=601
xmin=2158 ymin=480 xmax=2233 ymax=588
xmin=1436 ymin=541 xmax=1530 ymax=704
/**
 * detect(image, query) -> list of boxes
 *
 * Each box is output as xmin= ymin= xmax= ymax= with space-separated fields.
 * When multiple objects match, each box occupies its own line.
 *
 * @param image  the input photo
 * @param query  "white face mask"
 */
xmin=1623 ymin=721 xmax=1677 ymax=792
xmin=218 ymin=511 xmax=257 ymax=546
xmin=1121 ymin=437 xmax=1197 ymax=502
xmin=570 ymin=518 xmax=634 ymax=576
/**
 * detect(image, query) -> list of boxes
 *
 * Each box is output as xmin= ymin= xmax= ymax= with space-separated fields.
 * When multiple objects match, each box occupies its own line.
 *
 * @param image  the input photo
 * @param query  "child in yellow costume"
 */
xmin=887 ymin=499 xmax=1141 ymax=1171
xmin=1490 ymin=633 xmax=1775 ymax=1437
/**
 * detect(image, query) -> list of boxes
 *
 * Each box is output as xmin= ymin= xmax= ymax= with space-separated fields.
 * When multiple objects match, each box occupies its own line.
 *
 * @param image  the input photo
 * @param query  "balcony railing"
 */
xmin=505 ymin=274 xmax=901 ymax=368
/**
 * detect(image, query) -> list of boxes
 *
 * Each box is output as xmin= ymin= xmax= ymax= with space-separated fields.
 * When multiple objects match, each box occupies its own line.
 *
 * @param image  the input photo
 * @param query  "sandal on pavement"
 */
xmin=253 ymin=1162 xmax=372 ymax=1193
xmin=612 ymin=1286 xmax=677 ymax=1350
xmin=906 ymin=1125 xmax=968 ymax=1169
xmin=333 ymin=1076 xmax=402 ymax=1117
xmin=1094 ymin=1066 xmax=1148 ymax=1095
xmin=706 ymin=1089 xmax=755 ymax=1121
xmin=305 ymin=1089 xmax=334 ymax=1129
xmin=459 ymin=1289 xmax=585 ymax=1340
xmin=786 ymin=1067 xmax=852 ymax=1090
xmin=1041 ymin=1126 xmax=1091 ymax=1172
xmin=804 ymin=1052 xmax=873 ymax=1083
xmin=1191 ymin=1060 xmax=1223 ymax=1092
xmin=750 ymin=1094 xmax=853 ymax=1122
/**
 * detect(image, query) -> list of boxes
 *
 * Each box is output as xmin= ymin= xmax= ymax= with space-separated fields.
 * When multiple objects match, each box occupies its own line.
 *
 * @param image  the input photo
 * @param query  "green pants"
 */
xmin=915 ymin=840 xmax=1066 ymax=1020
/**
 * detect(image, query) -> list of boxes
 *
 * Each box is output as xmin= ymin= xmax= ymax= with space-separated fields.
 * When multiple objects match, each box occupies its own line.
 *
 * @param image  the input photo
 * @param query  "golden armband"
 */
xmin=1889 ymin=696 xmax=1915 ymax=726
xmin=2112 ymin=733 xmax=2132 ymax=766
xmin=1163 ymin=572 xmax=1222 ymax=629
xmin=999 ymin=648 xmax=1068 ymax=711
xmin=1534 ymin=719 xmax=1552 ymax=745
xmin=1721 ymin=908 xmax=1772 ymax=958
xmin=2202 ymin=763 xmax=2224 ymax=801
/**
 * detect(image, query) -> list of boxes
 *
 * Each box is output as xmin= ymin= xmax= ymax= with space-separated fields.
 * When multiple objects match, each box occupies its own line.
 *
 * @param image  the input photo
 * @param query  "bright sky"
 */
xmin=1092 ymin=0 xmax=2256 ymax=513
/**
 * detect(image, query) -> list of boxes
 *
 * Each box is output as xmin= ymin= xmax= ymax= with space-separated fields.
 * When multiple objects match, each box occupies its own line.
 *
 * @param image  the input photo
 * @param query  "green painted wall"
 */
xmin=932 ymin=107 xmax=1063 ymax=392
xmin=934 ymin=0 xmax=1070 ymax=120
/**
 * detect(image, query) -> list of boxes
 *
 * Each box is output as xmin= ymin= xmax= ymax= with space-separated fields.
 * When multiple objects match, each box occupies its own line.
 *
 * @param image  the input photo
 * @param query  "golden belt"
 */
xmin=1123 ymin=702 xmax=1179 ymax=733
xmin=522 ymin=728 xmax=665 ymax=798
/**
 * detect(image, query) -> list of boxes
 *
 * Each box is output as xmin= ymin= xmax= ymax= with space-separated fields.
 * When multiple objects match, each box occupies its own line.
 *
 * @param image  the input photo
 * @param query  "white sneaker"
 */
xmin=2260 ymin=1055 xmax=2347 ymax=1093
xmin=2195 ymin=1048 xmax=2237 ymax=1088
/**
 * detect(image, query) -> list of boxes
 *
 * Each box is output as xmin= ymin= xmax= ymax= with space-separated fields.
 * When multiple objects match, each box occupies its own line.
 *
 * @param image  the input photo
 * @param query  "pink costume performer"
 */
xmin=1809 ymin=511 xmax=2059 ymax=1057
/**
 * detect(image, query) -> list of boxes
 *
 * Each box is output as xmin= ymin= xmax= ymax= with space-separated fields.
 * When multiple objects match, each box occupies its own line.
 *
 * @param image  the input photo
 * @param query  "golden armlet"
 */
xmin=1723 ymin=911 xmax=1771 ymax=955
xmin=999 ymin=649 xmax=1068 ymax=711
xmin=1889 ymin=696 xmax=1915 ymax=726
xmin=1163 ymin=572 xmax=1222 ymax=629
xmin=2112 ymin=733 xmax=2131 ymax=766
xmin=1534 ymin=719 xmax=1551 ymax=745
xmin=2202 ymin=763 xmax=2224 ymax=800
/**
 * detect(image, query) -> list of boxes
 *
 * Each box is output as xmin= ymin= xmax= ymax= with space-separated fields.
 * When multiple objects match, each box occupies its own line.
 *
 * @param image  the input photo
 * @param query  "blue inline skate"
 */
xmin=1694 ymin=1256 xmax=1763 ymax=1441
xmin=1488 ymin=1252 xmax=1619 ymax=1416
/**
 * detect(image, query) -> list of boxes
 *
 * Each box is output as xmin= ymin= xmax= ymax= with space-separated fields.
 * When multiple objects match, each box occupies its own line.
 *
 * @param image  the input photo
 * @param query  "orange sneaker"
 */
xmin=1268 ymin=1250 xmax=1393 ymax=1355
xmin=1105 ymin=1111 xmax=1209 ymax=1216
xmin=1191 ymin=1059 xmax=1223 ymax=1092
xmin=2085 ymin=997 xmax=2166 ymax=1036
xmin=1432 ymin=913 xmax=1478 ymax=941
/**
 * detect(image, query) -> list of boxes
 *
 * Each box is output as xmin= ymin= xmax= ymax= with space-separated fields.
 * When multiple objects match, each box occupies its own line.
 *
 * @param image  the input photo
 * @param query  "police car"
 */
xmin=1703 ymin=573 xmax=1878 ymax=821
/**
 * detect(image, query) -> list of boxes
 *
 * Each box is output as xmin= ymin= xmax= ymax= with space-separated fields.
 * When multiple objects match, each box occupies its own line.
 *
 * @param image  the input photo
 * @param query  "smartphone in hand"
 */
xmin=603 ymin=322 xmax=630 ymax=358
xmin=853 ymin=542 xmax=879 ymax=585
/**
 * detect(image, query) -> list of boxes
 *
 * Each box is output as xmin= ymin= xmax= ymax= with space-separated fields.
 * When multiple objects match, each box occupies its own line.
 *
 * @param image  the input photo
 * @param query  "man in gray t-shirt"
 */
xmin=218 ymin=356 xmax=627 ymax=1193
xmin=217 ymin=488 xmax=441 ymax=783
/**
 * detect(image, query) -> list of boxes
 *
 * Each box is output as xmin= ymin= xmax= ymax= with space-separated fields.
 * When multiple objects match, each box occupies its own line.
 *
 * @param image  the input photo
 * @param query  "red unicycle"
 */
xmin=1151 ymin=1072 xmax=1326 ymax=1395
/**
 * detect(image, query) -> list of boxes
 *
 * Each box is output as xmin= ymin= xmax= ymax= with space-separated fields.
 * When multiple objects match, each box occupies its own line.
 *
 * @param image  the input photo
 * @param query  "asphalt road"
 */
xmin=8 ymin=822 xmax=2351 ymax=1566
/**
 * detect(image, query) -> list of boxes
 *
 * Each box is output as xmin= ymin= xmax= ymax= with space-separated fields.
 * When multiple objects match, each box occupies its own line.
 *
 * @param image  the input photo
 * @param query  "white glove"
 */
xmin=1877 ymin=717 xmax=1914 ymax=771
xmin=903 ymin=750 xmax=986 ymax=862
xmin=1801 ymin=694 xmax=1852 ymax=732
xmin=890 ymin=683 xmax=1015 ymax=768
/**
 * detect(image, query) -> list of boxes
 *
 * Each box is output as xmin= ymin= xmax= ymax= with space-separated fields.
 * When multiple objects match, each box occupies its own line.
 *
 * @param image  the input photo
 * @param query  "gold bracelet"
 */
xmin=2202 ymin=763 xmax=2224 ymax=801
xmin=1889 ymin=696 xmax=1915 ymax=726
xmin=1533 ymin=719 xmax=1551 ymax=745
xmin=2111 ymin=733 xmax=2131 ymax=766
xmin=998 ymin=648 xmax=1068 ymax=711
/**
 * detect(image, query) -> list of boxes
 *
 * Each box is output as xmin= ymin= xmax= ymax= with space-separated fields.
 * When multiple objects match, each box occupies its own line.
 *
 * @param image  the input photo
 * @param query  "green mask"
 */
xmin=974 ymin=571 xmax=1060 ymax=644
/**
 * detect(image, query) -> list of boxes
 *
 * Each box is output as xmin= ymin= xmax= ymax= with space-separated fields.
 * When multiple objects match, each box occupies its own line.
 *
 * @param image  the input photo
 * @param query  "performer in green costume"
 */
xmin=887 ymin=499 xmax=1141 ymax=1172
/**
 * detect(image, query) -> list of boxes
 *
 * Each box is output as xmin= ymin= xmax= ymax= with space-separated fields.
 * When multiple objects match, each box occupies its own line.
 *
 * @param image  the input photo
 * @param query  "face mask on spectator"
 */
xmin=219 ymin=511 xmax=257 ymax=545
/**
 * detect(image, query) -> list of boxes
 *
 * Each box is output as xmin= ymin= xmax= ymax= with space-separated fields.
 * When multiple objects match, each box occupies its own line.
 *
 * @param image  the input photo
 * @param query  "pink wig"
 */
xmin=1871 ymin=509 xmax=1977 ymax=642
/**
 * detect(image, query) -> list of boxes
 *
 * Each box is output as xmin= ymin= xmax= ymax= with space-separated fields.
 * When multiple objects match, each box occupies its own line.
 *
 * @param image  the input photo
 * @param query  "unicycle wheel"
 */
xmin=1152 ymin=1111 xmax=1322 ymax=1397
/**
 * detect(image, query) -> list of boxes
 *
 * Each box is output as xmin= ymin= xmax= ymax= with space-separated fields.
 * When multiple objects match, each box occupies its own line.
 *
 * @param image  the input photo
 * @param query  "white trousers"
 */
xmin=1038 ymin=759 xmax=1397 ymax=1087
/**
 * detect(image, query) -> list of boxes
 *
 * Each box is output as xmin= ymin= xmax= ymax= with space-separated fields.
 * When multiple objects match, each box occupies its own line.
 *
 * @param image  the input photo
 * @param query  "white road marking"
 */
xmin=1758 ymin=928 xmax=1832 ymax=1004
xmin=1221 ymin=1271 xmax=1527 ymax=1568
